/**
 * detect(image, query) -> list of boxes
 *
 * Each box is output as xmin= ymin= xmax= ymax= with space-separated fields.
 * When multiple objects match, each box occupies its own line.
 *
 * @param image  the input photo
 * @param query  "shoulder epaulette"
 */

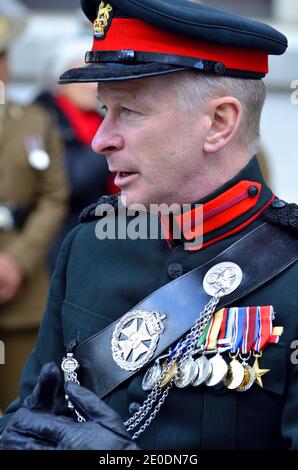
xmin=263 ymin=198 xmax=298 ymax=232
xmin=79 ymin=194 xmax=119 ymax=223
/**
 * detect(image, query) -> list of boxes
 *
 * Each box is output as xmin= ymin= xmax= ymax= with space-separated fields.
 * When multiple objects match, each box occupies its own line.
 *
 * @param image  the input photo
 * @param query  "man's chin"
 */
xmin=120 ymin=191 xmax=150 ymax=211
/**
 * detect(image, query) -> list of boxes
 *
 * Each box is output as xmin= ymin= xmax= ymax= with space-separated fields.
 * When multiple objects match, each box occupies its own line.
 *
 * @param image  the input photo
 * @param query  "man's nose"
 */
xmin=92 ymin=118 xmax=124 ymax=154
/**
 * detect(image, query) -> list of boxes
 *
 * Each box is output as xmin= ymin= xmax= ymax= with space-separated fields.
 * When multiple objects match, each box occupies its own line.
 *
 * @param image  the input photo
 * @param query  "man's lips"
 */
xmin=114 ymin=171 xmax=139 ymax=187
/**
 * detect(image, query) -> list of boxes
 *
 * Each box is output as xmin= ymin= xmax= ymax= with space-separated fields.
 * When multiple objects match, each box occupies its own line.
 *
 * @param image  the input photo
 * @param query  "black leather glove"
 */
xmin=0 ymin=362 xmax=139 ymax=450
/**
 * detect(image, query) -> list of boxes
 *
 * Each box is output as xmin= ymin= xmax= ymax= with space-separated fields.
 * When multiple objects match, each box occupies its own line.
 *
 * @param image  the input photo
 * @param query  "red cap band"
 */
xmin=92 ymin=18 xmax=268 ymax=73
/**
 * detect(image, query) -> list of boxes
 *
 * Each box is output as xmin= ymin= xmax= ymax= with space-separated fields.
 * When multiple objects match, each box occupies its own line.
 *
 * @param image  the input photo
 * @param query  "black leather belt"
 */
xmin=74 ymin=222 xmax=298 ymax=399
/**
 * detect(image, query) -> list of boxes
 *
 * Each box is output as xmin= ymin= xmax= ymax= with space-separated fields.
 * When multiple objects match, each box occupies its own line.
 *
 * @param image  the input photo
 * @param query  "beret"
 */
xmin=59 ymin=0 xmax=288 ymax=83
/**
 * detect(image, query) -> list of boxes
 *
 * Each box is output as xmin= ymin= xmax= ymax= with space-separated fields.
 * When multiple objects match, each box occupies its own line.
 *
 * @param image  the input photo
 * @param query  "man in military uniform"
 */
xmin=0 ymin=4 xmax=68 ymax=409
xmin=0 ymin=0 xmax=297 ymax=451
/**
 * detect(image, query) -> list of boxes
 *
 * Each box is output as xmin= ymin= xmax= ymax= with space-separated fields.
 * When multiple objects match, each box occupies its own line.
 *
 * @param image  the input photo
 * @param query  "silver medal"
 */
xmin=192 ymin=355 xmax=213 ymax=387
xmin=205 ymin=353 xmax=228 ymax=387
xmin=174 ymin=357 xmax=199 ymax=388
xmin=112 ymin=309 xmax=166 ymax=371
xmin=142 ymin=362 xmax=162 ymax=391
xmin=203 ymin=262 xmax=243 ymax=297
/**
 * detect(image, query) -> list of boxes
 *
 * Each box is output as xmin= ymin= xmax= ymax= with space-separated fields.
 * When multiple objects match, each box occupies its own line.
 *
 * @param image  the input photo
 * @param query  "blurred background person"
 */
xmin=0 ymin=1 xmax=68 ymax=411
xmin=35 ymin=38 xmax=116 ymax=272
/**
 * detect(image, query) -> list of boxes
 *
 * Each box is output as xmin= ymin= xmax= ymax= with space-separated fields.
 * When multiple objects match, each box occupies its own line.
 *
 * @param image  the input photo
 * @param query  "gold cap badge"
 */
xmin=93 ymin=1 xmax=113 ymax=40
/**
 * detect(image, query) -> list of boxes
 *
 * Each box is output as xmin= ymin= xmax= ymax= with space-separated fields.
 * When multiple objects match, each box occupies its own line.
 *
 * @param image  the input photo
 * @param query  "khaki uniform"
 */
xmin=0 ymin=102 xmax=68 ymax=409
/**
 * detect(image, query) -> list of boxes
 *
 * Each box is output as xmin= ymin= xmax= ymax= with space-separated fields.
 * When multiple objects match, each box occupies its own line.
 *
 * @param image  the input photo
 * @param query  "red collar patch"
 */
xmin=160 ymin=180 xmax=274 ymax=252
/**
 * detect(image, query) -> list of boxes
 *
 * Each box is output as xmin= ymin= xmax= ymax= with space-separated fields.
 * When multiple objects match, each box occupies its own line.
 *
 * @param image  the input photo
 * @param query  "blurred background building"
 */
xmin=6 ymin=0 xmax=298 ymax=202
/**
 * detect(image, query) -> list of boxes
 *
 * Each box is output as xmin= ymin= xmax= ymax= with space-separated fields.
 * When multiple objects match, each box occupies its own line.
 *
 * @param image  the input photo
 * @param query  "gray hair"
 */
xmin=169 ymin=71 xmax=266 ymax=155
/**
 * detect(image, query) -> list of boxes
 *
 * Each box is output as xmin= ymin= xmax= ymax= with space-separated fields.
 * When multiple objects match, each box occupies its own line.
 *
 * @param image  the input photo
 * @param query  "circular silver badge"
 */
xmin=203 ymin=262 xmax=243 ymax=297
xmin=112 ymin=309 xmax=166 ymax=371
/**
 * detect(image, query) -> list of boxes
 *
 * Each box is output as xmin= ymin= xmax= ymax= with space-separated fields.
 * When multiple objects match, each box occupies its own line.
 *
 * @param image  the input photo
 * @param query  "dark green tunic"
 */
xmin=1 ymin=158 xmax=298 ymax=450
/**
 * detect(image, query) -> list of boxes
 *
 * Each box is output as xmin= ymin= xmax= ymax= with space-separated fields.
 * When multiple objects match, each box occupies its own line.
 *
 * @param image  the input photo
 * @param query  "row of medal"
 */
xmin=142 ymin=306 xmax=283 ymax=392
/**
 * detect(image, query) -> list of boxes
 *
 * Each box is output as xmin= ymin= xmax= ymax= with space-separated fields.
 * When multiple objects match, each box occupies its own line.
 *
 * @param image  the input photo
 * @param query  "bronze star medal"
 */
xmin=253 ymin=356 xmax=270 ymax=388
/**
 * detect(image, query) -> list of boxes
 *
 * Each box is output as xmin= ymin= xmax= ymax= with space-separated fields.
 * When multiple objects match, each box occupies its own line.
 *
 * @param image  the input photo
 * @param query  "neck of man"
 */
xmin=168 ymin=144 xmax=253 ymax=207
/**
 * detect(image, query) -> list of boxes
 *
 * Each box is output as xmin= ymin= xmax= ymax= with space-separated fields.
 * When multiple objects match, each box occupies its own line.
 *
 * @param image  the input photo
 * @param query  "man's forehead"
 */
xmin=96 ymin=84 xmax=138 ymax=104
xmin=97 ymin=81 xmax=135 ymax=95
xmin=96 ymin=76 xmax=168 ymax=100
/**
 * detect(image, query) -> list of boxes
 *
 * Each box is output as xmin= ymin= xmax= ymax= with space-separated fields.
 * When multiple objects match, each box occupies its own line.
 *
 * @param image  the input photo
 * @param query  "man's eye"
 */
xmin=120 ymin=107 xmax=138 ymax=117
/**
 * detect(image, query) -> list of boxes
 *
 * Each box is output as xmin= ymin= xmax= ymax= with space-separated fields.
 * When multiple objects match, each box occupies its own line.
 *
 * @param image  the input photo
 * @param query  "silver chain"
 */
xmin=124 ymin=295 xmax=220 ymax=439
xmin=66 ymin=371 xmax=79 ymax=383
xmin=67 ymin=371 xmax=87 ymax=423
xmin=129 ymin=383 xmax=173 ymax=440
xmin=74 ymin=408 xmax=86 ymax=423
xmin=61 ymin=355 xmax=87 ymax=424
xmin=179 ymin=295 xmax=220 ymax=360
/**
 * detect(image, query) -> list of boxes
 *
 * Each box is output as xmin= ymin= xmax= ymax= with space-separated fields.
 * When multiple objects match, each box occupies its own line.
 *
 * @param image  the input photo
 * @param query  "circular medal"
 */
xmin=236 ymin=363 xmax=256 ymax=392
xmin=142 ymin=362 xmax=162 ymax=391
xmin=205 ymin=354 xmax=228 ymax=387
xmin=28 ymin=149 xmax=50 ymax=171
xmin=192 ymin=355 xmax=213 ymax=387
xmin=160 ymin=361 xmax=178 ymax=388
xmin=203 ymin=262 xmax=243 ymax=297
xmin=224 ymin=359 xmax=245 ymax=390
xmin=174 ymin=357 xmax=199 ymax=388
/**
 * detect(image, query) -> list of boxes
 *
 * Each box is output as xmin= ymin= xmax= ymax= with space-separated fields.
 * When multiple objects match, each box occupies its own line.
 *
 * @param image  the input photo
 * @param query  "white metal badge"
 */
xmin=112 ymin=309 xmax=166 ymax=371
xmin=203 ymin=262 xmax=243 ymax=297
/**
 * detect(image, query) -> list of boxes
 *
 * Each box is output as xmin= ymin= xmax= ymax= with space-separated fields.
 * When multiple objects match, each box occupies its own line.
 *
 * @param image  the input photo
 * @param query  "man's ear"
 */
xmin=203 ymin=97 xmax=242 ymax=153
